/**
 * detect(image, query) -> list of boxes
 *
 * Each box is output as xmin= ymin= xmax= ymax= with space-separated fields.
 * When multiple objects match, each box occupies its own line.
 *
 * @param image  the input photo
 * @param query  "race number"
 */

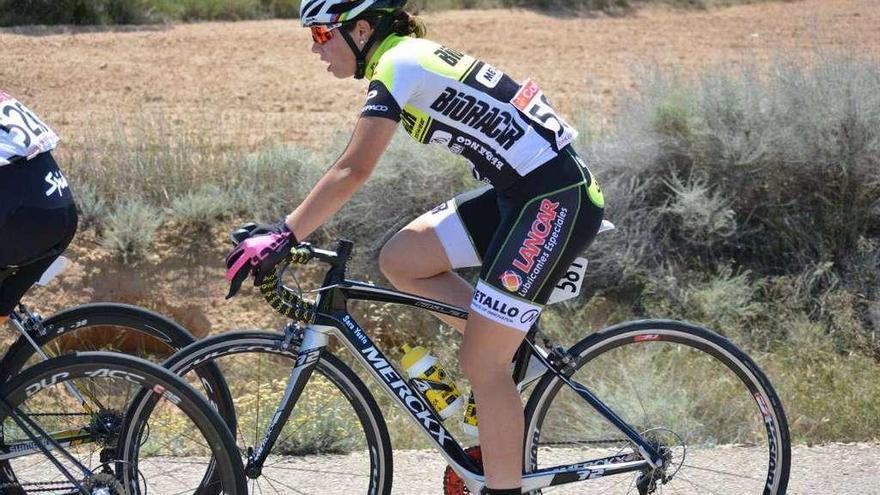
xmin=511 ymin=79 xmax=577 ymax=151
xmin=0 ymin=92 xmax=60 ymax=164
xmin=547 ymin=257 xmax=588 ymax=305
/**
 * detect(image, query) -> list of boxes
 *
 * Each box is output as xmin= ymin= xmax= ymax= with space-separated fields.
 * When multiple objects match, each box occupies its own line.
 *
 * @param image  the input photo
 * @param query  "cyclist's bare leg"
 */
xmin=0 ymin=315 xmax=7 ymax=326
xmin=379 ymin=216 xmax=471 ymax=333
xmin=460 ymin=312 xmax=525 ymax=490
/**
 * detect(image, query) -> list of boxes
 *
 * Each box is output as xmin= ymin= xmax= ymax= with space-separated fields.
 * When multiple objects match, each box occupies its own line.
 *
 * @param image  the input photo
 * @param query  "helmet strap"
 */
xmin=340 ymin=14 xmax=395 ymax=80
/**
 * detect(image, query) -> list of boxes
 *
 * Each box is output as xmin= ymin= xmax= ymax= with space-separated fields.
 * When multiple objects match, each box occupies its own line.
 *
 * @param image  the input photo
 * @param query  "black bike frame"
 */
xmin=248 ymin=241 xmax=663 ymax=489
xmin=0 ymin=394 xmax=93 ymax=494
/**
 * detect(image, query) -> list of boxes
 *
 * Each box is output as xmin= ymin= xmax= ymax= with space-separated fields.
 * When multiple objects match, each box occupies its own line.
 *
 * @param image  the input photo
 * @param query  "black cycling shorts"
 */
xmin=424 ymin=147 xmax=605 ymax=331
xmin=0 ymin=152 xmax=78 ymax=316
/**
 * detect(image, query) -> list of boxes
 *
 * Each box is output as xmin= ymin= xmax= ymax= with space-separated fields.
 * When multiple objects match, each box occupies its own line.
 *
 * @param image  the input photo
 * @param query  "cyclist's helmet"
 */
xmin=299 ymin=0 xmax=407 ymax=27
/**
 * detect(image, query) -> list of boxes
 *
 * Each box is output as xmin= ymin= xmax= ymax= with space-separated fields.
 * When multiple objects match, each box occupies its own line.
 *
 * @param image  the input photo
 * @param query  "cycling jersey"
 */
xmin=361 ymin=36 xmax=577 ymax=190
xmin=0 ymin=91 xmax=60 ymax=167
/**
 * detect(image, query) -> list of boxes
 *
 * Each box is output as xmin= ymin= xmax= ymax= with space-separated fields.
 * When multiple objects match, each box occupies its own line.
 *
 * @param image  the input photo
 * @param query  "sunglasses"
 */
xmin=310 ymin=25 xmax=340 ymax=45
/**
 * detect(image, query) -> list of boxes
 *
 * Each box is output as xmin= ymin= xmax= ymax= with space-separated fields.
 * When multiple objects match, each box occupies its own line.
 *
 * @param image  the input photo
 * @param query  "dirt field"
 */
xmin=0 ymin=0 xmax=875 ymax=337
xmin=0 ymin=0 xmax=877 ymax=390
xmin=1 ymin=0 xmax=878 ymax=151
xmin=1 ymin=2 xmax=880 ymax=492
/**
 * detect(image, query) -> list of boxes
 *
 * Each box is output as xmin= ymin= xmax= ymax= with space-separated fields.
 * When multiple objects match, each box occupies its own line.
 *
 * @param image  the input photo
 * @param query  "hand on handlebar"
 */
xmin=224 ymin=220 xmax=296 ymax=299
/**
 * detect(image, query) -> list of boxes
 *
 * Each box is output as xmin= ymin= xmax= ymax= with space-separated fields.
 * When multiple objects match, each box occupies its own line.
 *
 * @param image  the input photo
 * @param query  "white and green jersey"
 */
xmin=361 ymin=35 xmax=577 ymax=190
xmin=0 ymin=91 xmax=59 ymax=167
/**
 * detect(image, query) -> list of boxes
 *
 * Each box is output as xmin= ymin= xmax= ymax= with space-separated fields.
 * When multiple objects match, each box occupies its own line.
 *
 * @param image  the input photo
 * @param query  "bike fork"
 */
xmin=9 ymin=308 xmax=100 ymax=413
xmin=245 ymin=324 xmax=330 ymax=478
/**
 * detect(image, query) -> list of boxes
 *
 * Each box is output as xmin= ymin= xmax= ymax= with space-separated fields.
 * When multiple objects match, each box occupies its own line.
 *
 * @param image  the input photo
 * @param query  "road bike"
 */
xmin=0 ymin=255 xmax=246 ymax=494
xmin=159 ymin=227 xmax=791 ymax=494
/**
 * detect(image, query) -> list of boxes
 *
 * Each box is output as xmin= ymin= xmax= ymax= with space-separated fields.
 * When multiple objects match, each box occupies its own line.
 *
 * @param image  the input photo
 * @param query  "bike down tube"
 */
xmin=247 ymin=326 xmax=329 ymax=477
xmin=0 ymin=394 xmax=92 ymax=494
xmin=0 ymin=429 xmax=92 ymax=461
xmin=523 ymin=337 xmax=664 ymax=468
xmin=319 ymin=308 xmax=482 ymax=477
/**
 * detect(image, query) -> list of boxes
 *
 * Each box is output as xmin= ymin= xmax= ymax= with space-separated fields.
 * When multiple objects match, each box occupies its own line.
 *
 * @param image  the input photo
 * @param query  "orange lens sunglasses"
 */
xmin=310 ymin=25 xmax=338 ymax=45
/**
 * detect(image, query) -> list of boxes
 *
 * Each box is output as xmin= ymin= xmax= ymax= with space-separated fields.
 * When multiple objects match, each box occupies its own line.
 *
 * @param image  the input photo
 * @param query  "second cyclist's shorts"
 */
xmin=426 ymin=147 xmax=605 ymax=331
xmin=0 ymin=152 xmax=78 ymax=315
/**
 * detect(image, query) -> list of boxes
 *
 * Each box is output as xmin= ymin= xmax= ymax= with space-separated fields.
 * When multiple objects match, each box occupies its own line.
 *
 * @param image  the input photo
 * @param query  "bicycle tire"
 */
xmin=162 ymin=330 xmax=394 ymax=495
xmin=2 ymin=303 xmax=203 ymax=382
xmin=0 ymin=303 xmax=237 ymax=487
xmin=523 ymin=319 xmax=791 ymax=495
xmin=0 ymin=351 xmax=247 ymax=495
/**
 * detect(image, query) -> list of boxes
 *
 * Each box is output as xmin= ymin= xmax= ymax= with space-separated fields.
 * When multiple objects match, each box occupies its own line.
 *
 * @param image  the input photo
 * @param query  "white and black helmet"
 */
xmin=299 ymin=0 xmax=407 ymax=27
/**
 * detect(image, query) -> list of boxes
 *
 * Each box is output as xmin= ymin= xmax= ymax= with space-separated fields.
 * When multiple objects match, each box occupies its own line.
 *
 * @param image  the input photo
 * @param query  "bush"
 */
xmin=0 ymin=0 xmax=789 ymax=25
xmin=582 ymin=55 xmax=880 ymax=285
xmin=167 ymin=184 xmax=229 ymax=231
xmin=0 ymin=0 xmax=166 ymax=25
xmin=225 ymin=145 xmax=318 ymax=221
xmin=326 ymin=134 xmax=474 ymax=278
xmin=101 ymin=199 xmax=164 ymax=264
xmin=74 ymin=183 xmax=109 ymax=230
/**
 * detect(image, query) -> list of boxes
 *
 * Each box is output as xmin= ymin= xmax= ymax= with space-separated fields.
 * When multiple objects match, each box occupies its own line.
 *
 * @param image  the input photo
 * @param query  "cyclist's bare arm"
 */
xmin=284 ymin=117 xmax=397 ymax=240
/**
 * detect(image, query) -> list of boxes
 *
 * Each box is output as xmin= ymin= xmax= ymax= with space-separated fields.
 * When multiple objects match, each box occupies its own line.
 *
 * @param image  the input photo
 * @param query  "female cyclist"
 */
xmin=225 ymin=2 xmax=605 ymax=493
xmin=0 ymin=91 xmax=77 ymax=327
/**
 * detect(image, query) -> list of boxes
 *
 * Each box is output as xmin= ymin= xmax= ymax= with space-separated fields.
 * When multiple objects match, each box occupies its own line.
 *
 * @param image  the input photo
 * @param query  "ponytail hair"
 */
xmin=350 ymin=9 xmax=426 ymax=38
xmin=390 ymin=10 xmax=426 ymax=38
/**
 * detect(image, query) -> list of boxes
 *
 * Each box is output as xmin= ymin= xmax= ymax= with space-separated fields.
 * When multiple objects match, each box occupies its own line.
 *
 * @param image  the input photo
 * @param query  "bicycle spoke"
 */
xmin=259 ymin=471 xmax=310 ymax=495
xmin=679 ymin=462 xmax=766 ymax=482
xmin=674 ymin=472 xmax=728 ymax=495
xmin=264 ymin=462 xmax=372 ymax=478
xmin=259 ymin=472 xmax=286 ymax=495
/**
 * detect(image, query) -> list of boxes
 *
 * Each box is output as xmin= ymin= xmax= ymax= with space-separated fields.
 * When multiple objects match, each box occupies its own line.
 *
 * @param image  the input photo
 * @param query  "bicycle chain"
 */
xmin=0 ymin=473 xmax=125 ymax=494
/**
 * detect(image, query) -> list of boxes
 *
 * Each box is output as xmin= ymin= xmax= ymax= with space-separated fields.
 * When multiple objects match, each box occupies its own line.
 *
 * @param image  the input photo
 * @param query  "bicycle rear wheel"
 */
xmin=0 ymin=352 xmax=246 ymax=495
xmin=0 ymin=303 xmax=211 ymax=382
xmin=163 ymin=330 xmax=393 ymax=495
xmin=523 ymin=319 xmax=790 ymax=494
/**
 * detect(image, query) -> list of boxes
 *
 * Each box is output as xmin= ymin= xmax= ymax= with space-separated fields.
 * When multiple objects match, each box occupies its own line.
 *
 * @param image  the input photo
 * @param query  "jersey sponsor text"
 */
xmin=430 ymin=88 xmax=525 ymax=151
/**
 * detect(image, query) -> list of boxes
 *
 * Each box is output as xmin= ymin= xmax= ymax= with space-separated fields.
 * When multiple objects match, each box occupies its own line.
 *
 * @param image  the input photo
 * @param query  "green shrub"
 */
xmin=167 ymin=184 xmax=229 ymax=231
xmin=583 ymin=55 xmax=880 ymax=287
xmin=326 ymin=133 xmax=474 ymax=279
xmin=101 ymin=199 xmax=164 ymax=264
xmin=225 ymin=145 xmax=318 ymax=221
xmin=0 ymin=0 xmax=166 ymax=25
xmin=0 ymin=0 xmax=790 ymax=25
xmin=74 ymin=183 xmax=109 ymax=230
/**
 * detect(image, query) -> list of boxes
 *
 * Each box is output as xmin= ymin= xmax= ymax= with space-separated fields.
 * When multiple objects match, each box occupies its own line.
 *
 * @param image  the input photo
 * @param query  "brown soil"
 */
xmin=0 ymin=0 xmax=878 ymax=338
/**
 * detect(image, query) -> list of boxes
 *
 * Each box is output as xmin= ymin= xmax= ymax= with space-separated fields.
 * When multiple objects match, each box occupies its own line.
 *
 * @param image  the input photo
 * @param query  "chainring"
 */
xmin=83 ymin=472 xmax=125 ymax=494
xmin=443 ymin=446 xmax=483 ymax=495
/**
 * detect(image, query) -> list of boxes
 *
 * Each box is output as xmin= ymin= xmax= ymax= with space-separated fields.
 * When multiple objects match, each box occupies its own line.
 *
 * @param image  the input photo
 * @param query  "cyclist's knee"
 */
xmin=378 ymin=233 xmax=407 ymax=283
xmin=379 ymin=227 xmax=449 ymax=284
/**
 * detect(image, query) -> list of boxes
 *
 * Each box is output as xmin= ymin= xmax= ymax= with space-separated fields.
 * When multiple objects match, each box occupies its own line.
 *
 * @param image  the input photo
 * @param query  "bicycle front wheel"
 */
xmin=524 ymin=319 xmax=790 ymax=494
xmin=164 ymin=330 xmax=393 ymax=495
xmin=0 ymin=352 xmax=246 ymax=495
